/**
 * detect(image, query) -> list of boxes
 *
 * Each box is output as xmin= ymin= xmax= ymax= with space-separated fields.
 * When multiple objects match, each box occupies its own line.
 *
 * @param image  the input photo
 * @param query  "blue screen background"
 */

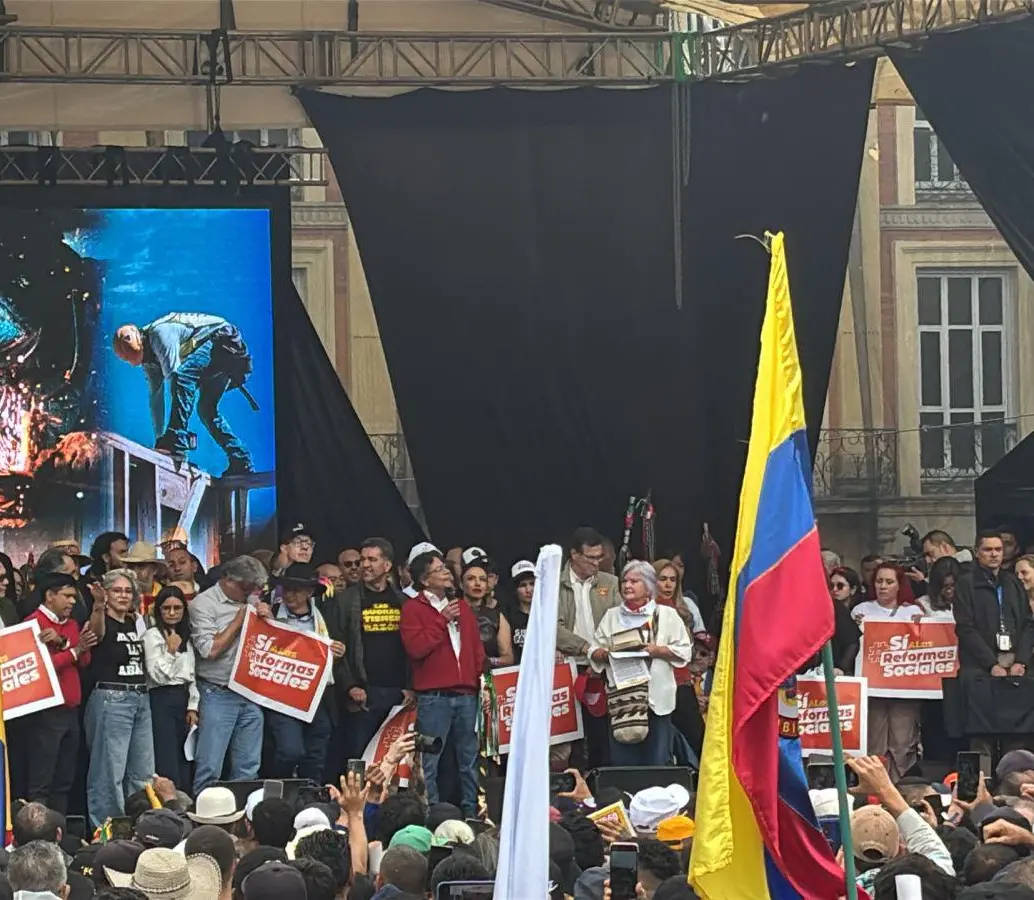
xmin=79 ymin=208 xmax=275 ymax=523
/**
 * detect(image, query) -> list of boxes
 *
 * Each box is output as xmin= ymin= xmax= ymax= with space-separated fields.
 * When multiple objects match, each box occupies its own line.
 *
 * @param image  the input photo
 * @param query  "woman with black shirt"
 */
xmin=508 ymin=561 xmax=535 ymax=665
xmin=84 ymin=568 xmax=155 ymax=827
xmin=462 ymin=563 xmax=514 ymax=669
xmin=143 ymin=585 xmax=199 ymax=786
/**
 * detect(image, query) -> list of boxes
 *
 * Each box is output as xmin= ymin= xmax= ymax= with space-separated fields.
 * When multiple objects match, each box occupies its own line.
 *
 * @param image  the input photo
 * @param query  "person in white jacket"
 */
xmin=143 ymin=585 xmax=199 ymax=787
xmin=589 ymin=560 xmax=692 ymax=766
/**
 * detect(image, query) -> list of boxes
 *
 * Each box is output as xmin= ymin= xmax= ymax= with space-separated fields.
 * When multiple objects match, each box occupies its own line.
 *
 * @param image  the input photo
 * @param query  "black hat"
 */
xmin=134 ymin=808 xmax=192 ymax=849
xmin=279 ymin=522 xmax=314 ymax=544
xmin=68 ymin=844 xmax=102 ymax=882
xmin=242 ymin=861 xmax=307 ymax=900
xmin=233 ymin=848 xmax=288 ymax=892
xmin=271 ymin=563 xmax=327 ymax=595
xmin=94 ymin=840 xmax=146 ymax=887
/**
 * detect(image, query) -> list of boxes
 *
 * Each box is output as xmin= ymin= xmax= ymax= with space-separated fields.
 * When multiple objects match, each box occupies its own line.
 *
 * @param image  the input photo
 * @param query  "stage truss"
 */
xmin=0 ymin=145 xmax=328 ymax=186
xmin=0 ymin=0 xmax=1030 ymax=85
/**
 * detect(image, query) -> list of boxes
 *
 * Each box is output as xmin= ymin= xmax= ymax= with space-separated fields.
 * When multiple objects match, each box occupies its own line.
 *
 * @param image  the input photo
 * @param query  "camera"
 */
xmin=413 ymin=732 xmax=443 ymax=755
xmin=883 ymin=523 xmax=926 ymax=573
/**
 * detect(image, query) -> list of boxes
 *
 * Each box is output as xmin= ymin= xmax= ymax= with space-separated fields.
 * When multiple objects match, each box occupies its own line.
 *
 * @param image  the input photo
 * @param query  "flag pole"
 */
xmin=820 ymin=641 xmax=859 ymax=900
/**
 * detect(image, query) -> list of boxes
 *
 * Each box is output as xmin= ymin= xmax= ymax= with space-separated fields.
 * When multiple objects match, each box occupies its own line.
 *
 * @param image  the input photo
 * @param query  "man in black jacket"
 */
xmin=954 ymin=529 xmax=1034 ymax=755
xmin=322 ymin=537 xmax=413 ymax=761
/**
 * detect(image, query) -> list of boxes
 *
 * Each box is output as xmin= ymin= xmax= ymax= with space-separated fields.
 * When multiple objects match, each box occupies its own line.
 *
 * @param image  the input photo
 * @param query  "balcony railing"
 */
xmin=369 ymin=431 xmax=422 ymax=514
xmin=920 ymin=420 xmax=1018 ymax=493
xmin=812 ymin=428 xmax=899 ymax=500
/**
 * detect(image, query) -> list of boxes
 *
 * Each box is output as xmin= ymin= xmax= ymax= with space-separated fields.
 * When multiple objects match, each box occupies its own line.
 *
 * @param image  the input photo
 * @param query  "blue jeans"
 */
xmin=158 ymin=341 xmax=251 ymax=469
xmin=343 ymin=686 xmax=404 ymax=759
xmin=84 ymin=688 xmax=155 ymax=827
xmin=267 ymin=699 xmax=332 ymax=782
xmin=416 ymin=692 xmax=479 ymax=817
xmin=193 ymin=681 xmax=264 ymax=794
xmin=609 ymin=712 xmax=674 ymax=767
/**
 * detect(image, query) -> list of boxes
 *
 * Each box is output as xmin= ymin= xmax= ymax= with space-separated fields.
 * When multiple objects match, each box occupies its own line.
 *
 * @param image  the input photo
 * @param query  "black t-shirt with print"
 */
xmin=91 ymin=615 xmax=145 ymax=685
xmin=360 ymin=589 xmax=407 ymax=689
xmin=510 ymin=608 xmax=530 ymax=664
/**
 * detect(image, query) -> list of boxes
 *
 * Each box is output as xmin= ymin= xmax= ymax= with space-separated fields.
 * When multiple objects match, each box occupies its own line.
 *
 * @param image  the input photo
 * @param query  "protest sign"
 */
xmin=796 ymin=676 xmax=868 ymax=757
xmin=857 ymin=617 xmax=959 ymax=699
xmin=228 ymin=607 xmax=332 ymax=722
xmin=362 ymin=704 xmax=418 ymax=766
xmin=0 ymin=620 xmax=64 ymax=720
xmin=494 ymin=661 xmax=583 ymax=754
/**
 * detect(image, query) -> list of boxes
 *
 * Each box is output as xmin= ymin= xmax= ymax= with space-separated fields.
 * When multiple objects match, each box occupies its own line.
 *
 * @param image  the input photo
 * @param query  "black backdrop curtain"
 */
xmin=274 ymin=281 xmax=424 ymax=553
xmin=891 ymin=18 xmax=1034 ymax=278
xmin=301 ymin=68 xmax=873 ymax=568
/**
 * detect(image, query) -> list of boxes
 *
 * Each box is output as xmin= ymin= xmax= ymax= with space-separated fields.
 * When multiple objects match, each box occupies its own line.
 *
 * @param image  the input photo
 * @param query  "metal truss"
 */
xmin=0 ymin=0 xmax=1031 ymax=88
xmin=0 ymin=28 xmax=671 ymax=84
xmin=0 ymin=144 xmax=328 ymax=186
xmin=477 ymin=0 xmax=663 ymax=30
xmin=689 ymin=0 xmax=1034 ymax=79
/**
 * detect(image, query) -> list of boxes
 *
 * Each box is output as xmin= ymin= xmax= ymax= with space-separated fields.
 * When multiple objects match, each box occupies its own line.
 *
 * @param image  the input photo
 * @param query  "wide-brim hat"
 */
xmin=187 ymin=786 xmax=245 ymax=825
xmin=107 ymin=848 xmax=222 ymax=900
xmin=270 ymin=562 xmax=327 ymax=596
xmin=47 ymin=540 xmax=91 ymax=567
xmin=120 ymin=541 xmax=170 ymax=577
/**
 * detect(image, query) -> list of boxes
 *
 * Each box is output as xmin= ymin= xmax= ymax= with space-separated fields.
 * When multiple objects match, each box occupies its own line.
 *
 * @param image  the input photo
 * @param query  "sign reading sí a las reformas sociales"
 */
xmin=228 ymin=607 xmax=333 ymax=722
xmin=796 ymin=676 xmax=868 ymax=757
xmin=0 ymin=620 xmax=65 ymax=720
xmin=493 ymin=661 xmax=584 ymax=755
xmin=856 ymin=617 xmax=959 ymax=699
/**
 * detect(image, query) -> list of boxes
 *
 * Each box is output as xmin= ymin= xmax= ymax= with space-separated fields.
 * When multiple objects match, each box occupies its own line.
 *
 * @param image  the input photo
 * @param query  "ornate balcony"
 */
xmin=812 ymin=428 xmax=899 ymax=500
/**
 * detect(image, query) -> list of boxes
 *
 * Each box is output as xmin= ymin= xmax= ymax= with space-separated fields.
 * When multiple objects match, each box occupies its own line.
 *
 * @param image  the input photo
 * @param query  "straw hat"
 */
xmin=107 ymin=848 xmax=221 ymax=900
xmin=120 ymin=541 xmax=170 ymax=578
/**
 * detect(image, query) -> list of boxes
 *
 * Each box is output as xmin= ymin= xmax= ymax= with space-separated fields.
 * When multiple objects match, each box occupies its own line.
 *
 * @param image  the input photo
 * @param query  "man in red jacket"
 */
xmin=400 ymin=551 xmax=484 ymax=817
xmin=24 ymin=572 xmax=98 ymax=813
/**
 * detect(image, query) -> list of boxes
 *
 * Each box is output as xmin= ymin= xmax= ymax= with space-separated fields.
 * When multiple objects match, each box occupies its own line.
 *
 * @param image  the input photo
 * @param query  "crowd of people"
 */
xmin=0 ymin=518 xmax=1033 ymax=898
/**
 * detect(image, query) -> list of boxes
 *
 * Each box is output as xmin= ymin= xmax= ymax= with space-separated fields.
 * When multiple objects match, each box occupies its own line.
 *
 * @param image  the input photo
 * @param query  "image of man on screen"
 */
xmin=113 ymin=313 xmax=255 ymax=476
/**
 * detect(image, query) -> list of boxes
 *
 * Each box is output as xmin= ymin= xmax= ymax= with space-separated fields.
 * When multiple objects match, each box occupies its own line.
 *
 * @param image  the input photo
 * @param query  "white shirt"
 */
xmin=425 ymin=591 xmax=461 ymax=660
xmin=570 ymin=570 xmax=596 ymax=646
xmin=403 ymin=584 xmax=419 ymax=598
xmin=142 ymin=626 xmax=200 ymax=711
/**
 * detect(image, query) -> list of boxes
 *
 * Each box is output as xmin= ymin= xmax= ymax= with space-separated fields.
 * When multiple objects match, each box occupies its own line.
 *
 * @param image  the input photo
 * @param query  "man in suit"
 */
xmin=557 ymin=526 xmax=621 ymax=769
xmin=954 ymin=529 xmax=1034 ymax=757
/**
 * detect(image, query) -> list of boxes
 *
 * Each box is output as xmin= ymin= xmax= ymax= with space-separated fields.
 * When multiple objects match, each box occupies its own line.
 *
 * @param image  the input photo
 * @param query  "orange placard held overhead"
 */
xmin=228 ymin=607 xmax=333 ymax=722
xmin=493 ymin=661 xmax=583 ymax=755
xmin=857 ymin=618 xmax=959 ymax=699
xmin=796 ymin=676 xmax=868 ymax=757
xmin=0 ymin=620 xmax=64 ymax=720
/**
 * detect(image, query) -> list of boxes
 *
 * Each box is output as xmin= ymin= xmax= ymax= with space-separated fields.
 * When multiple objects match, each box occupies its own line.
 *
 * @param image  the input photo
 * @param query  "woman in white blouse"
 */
xmin=143 ymin=585 xmax=199 ymax=786
xmin=589 ymin=560 xmax=693 ymax=766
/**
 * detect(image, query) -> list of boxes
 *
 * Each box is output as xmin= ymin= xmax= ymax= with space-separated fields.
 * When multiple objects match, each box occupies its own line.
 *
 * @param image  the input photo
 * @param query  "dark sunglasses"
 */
xmin=340 ymin=560 xmax=361 ymax=568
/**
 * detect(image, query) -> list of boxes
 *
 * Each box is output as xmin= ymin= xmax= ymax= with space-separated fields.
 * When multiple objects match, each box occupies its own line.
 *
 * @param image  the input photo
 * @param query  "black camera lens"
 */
xmin=412 ymin=733 xmax=443 ymax=754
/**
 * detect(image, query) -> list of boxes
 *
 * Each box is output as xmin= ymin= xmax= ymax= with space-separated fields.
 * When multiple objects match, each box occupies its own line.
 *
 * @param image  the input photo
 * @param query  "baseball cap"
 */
xmin=850 ymin=804 xmax=899 ymax=862
xmin=68 ymin=845 xmax=102 ymax=883
xmin=461 ymin=547 xmax=488 ymax=567
xmin=388 ymin=824 xmax=433 ymax=853
xmin=245 ymin=789 xmax=264 ymax=821
xmin=997 ymin=750 xmax=1034 ymax=783
xmin=135 ymin=808 xmax=191 ymax=849
xmin=511 ymin=560 xmax=536 ymax=580
xmin=432 ymin=820 xmax=475 ymax=847
xmin=293 ymin=807 xmax=331 ymax=832
xmin=95 ymin=840 xmax=146 ymax=887
xmin=407 ymin=541 xmax=440 ymax=566
xmin=629 ymin=785 xmax=691 ymax=833
xmin=241 ymin=861 xmax=307 ymax=900
xmin=574 ymin=670 xmax=608 ymax=718
xmin=280 ymin=522 xmax=314 ymax=544
xmin=234 ymin=848 xmax=288 ymax=892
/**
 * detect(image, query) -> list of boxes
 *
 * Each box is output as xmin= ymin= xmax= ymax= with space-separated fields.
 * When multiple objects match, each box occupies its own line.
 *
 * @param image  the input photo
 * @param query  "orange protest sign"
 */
xmin=493 ymin=661 xmax=583 ymax=755
xmin=0 ymin=620 xmax=64 ymax=720
xmin=228 ymin=607 xmax=332 ymax=722
xmin=857 ymin=617 xmax=959 ymax=699
xmin=796 ymin=676 xmax=868 ymax=757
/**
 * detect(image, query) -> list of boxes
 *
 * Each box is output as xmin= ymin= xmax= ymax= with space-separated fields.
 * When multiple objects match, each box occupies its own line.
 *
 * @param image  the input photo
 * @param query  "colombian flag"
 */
xmin=689 ymin=233 xmax=855 ymax=899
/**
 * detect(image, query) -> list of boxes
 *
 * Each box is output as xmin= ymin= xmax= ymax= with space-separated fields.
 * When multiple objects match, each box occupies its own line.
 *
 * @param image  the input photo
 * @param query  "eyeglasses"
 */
xmin=831 ymin=581 xmax=849 ymax=590
xmin=290 ymin=538 xmax=314 ymax=550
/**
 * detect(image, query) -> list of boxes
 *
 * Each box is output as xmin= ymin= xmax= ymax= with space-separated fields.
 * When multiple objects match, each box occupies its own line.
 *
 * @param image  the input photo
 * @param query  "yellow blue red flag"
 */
xmin=689 ymin=232 xmax=854 ymax=899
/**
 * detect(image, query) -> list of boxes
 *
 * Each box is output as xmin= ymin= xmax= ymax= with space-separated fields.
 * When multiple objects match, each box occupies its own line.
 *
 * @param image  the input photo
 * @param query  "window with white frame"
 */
xmin=913 ymin=109 xmax=966 ymax=191
xmin=917 ymin=271 xmax=1014 ymax=479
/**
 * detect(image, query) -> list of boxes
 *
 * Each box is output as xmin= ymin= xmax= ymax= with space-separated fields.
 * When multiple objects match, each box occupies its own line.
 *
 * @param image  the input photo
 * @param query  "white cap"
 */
xmin=511 ymin=560 xmax=535 ymax=580
xmin=628 ymin=784 xmax=691 ymax=833
xmin=245 ymin=788 xmax=264 ymax=821
xmin=407 ymin=541 xmax=440 ymax=566
xmin=293 ymin=807 xmax=331 ymax=832
xmin=461 ymin=546 xmax=488 ymax=567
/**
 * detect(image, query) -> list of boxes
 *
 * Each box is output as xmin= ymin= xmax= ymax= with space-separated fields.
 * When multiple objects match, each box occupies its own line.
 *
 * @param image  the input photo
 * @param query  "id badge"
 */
xmin=998 ymin=632 xmax=1013 ymax=652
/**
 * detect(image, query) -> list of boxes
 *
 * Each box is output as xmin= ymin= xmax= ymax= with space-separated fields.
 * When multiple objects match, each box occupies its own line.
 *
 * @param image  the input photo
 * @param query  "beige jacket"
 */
xmin=556 ymin=562 xmax=621 ymax=664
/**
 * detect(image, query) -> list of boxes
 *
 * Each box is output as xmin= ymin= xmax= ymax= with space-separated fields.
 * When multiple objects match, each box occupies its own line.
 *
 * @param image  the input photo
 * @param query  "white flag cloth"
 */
xmin=493 ymin=544 xmax=563 ymax=900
